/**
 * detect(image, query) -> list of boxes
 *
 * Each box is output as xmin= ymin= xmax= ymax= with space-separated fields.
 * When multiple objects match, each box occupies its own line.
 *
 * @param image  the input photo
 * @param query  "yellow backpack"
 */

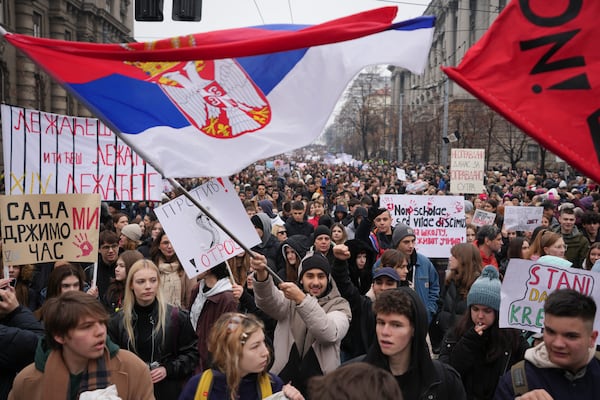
xmin=193 ymin=369 xmax=273 ymax=400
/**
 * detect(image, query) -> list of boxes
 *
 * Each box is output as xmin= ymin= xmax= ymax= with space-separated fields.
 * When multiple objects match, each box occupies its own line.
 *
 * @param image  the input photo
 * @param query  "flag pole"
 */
xmin=166 ymin=177 xmax=284 ymax=285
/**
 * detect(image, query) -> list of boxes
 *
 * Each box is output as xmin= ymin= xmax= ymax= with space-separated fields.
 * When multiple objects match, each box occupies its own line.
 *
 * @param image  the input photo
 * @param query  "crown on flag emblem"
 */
xmin=132 ymin=59 xmax=271 ymax=138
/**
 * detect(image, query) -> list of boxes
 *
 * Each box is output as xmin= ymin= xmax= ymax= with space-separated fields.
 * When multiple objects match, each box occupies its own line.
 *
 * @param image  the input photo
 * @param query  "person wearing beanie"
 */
xmin=312 ymin=225 xmax=334 ymax=266
xmin=119 ymin=223 xmax=142 ymax=251
xmin=439 ymin=266 xmax=528 ymax=400
xmin=251 ymin=251 xmax=351 ymax=396
xmin=390 ymin=223 xmax=440 ymax=324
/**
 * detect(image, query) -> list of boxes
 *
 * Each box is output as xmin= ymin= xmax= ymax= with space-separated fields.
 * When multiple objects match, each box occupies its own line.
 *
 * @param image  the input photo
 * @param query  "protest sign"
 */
xmin=450 ymin=149 xmax=485 ymax=194
xmin=379 ymin=194 xmax=466 ymax=258
xmin=503 ymin=206 xmax=543 ymax=232
xmin=396 ymin=168 xmax=407 ymax=181
xmin=472 ymin=209 xmax=496 ymax=227
xmin=155 ymin=177 xmax=260 ymax=279
xmin=500 ymin=259 xmax=600 ymax=343
xmin=1 ymin=104 xmax=162 ymax=201
xmin=0 ymin=193 xmax=101 ymax=264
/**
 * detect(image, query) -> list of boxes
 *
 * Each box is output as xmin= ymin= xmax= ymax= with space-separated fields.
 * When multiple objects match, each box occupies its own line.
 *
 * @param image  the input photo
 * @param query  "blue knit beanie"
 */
xmin=467 ymin=265 xmax=501 ymax=311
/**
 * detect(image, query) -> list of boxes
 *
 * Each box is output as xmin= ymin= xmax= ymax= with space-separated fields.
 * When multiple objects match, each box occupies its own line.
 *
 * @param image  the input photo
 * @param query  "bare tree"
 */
xmin=491 ymin=120 xmax=530 ymax=169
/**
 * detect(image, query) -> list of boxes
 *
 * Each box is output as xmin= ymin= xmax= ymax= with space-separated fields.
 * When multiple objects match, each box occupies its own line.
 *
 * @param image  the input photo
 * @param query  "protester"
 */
xmin=251 ymin=252 xmax=351 ymax=395
xmin=108 ymin=259 xmax=199 ymax=400
xmin=251 ymin=213 xmax=280 ymax=264
xmin=474 ymin=224 xmax=503 ymax=270
xmin=88 ymin=230 xmax=119 ymax=299
xmin=119 ymin=223 xmax=143 ymax=251
xmin=10 ymin=291 xmax=154 ymax=400
xmin=179 ymin=312 xmax=303 ymax=400
xmin=112 ymin=212 xmax=130 ymax=236
xmin=0 ymin=281 xmax=44 ymax=398
xmin=330 ymin=222 xmax=348 ymax=245
xmin=284 ymin=201 xmax=314 ymax=237
xmin=495 ymin=289 xmax=600 ymax=399
xmin=539 ymin=231 xmax=567 ymax=259
xmin=276 ymin=235 xmax=311 ymax=282
xmin=188 ymin=262 xmax=237 ymax=373
xmin=344 ymin=239 xmax=376 ymax=295
xmin=439 ymin=266 xmax=528 ymax=399
xmin=151 ymin=230 xmax=194 ymax=309
xmin=103 ymin=250 xmax=144 ymax=315
xmin=552 ymin=206 xmax=589 ymax=268
xmin=584 ymin=242 xmax=600 ymax=270
xmin=6 ymin=264 xmax=38 ymax=311
xmin=307 ymin=362 xmax=403 ymax=400
xmin=361 ymin=288 xmax=466 ymax=399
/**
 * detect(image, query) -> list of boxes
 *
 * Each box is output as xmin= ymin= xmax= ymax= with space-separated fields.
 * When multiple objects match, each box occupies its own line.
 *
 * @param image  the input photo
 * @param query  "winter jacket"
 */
xmin=434 ymin=280 xmax=468 ymax=343
xmin=179 ymin=370 xmax=283 ymax=400
xmin=8 ymin=337 xmax=154 ymax=400
xmin=411 ymin=251 xmax=441 ymax=324
xmin=439 ymin=325 xmax=527 ymax=399
xmin=108 ymin=302 xmax=199 ymax=399
xmin=495 ymin=342 xmax=600 ymax=399
xmin=284 ymin=218 xmax=314 ymax=238
xmin=252 ymin=274 xmax=351 ymax=394
xmin=0 ymin=305 xmax=45 ymax=399
xmin=551 ymin=225 xmax=590 ymax=269
xmin=361 ymin=287 xmax=466 ymax=400
xmin=331 ymin=258 xmax=376 ymax=358
xmin=345 ymin=239 xmax=376 ymax=295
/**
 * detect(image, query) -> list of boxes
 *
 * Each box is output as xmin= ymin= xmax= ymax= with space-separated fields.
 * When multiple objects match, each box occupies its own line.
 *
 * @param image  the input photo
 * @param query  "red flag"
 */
xmin=443 ymin=0 xmax=600 ymax=182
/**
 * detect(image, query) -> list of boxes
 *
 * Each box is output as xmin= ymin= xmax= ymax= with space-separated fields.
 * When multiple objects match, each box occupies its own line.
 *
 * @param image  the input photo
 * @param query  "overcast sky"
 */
xmin=134 ymin=0 xmax=431 ymax=41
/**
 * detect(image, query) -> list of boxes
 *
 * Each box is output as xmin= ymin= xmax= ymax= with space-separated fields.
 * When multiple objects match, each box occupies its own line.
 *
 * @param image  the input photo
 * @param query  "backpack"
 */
xmin=511 ymin=351 xmax=600 ymax=395
xmin=193 ymin=369 xmax=273 ymax=400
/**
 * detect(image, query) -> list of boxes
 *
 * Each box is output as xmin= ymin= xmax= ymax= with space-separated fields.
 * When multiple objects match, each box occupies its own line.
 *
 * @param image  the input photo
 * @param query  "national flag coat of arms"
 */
xmin=2 ymin=7 xmax=435 ymax=177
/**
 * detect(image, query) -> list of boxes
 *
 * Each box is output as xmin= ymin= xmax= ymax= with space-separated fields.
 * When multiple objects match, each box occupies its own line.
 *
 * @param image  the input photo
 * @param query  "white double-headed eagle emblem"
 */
xmin=159 ymin=59 xmax=271 ymax=138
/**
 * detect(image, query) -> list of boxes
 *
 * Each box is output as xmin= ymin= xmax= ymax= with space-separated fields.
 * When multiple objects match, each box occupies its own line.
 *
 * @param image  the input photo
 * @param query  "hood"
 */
xmin=34 ymin=335 xmax=120 ymax=372
xmin=346 ymin=239 xmax=376 ymax=268
xmin=254 ymin=212 xmax=273 ymax=248
xmin=525 ymin=342 xmax=596 ymax=371
xmin=277 ymin=235 xmax=311 ymax=266
xmin=258 ymin=200 xmax=276 ymax=218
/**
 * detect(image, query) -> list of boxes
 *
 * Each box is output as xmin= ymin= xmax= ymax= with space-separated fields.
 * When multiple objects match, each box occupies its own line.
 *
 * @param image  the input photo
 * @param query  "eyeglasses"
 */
xmin=277 ymin=231 xmax=287 ymax=235
xmin=100 ymin=244 xmax=119 ymax=251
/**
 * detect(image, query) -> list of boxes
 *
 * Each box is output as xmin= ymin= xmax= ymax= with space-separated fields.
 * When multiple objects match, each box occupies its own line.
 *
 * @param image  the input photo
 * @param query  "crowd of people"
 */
xmin=2 ymin=155 xmax=600 ymax=400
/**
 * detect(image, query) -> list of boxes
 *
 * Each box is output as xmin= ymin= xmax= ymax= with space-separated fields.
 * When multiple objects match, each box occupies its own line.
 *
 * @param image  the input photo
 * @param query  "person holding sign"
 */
xmin=495 ymin=289 xmax=600 ymax=399
xmin=439 ymin=266 xmax=527 ymax=399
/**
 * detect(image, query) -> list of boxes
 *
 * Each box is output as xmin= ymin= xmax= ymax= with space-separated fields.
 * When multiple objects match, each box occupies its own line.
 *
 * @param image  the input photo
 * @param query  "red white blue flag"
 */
xmin=3 ymin=7 xmax=434 ymax=177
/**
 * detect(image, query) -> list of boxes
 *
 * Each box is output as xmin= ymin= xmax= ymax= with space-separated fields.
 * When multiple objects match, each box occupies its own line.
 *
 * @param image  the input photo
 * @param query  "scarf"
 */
xmin=190 ymin=278 xmax=232 ymax=330
xmin=76 ymin=348 xmax=111 ymax=397
xmin=158 ymin=260 xmax=183 ymax=307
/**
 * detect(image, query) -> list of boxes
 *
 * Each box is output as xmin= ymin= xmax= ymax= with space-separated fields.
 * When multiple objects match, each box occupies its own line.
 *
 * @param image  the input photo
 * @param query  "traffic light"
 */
xmin=134 ymin=0 xmax=202 ymax=22
xmin=173 ymin=0 xmax=202 ymax=21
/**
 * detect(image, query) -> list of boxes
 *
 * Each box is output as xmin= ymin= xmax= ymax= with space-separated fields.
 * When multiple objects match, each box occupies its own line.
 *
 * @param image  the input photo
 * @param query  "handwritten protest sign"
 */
xmin=450 ymin=149 xmax=485 ymax=194
xmin=0 ymin=193 xmax=101 ymax=264
xmin=396 ymin=168 xmax=407 ymax=181
xmin=503 ymin=206 xmax=543 ymax=232
xmin=379 ymin=195 xmax=466 ymax=258
xmin=472 ymin=209 xmax=496 ymax=227
xmin=155 ymin=178 xmax=260 ymax=279
xmin=500 ymin=259 xmax=600 ymax=343
xmin=1 ymin=104 xmax=162 ymax=201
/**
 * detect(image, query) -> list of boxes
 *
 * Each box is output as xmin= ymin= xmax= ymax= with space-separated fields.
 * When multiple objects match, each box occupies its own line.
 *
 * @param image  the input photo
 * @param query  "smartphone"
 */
xmin=9 ymin=278 xmax=16 ymax=287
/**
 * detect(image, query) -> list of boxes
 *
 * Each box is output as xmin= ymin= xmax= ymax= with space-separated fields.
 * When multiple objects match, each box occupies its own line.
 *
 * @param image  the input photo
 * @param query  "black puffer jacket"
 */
xmin=108 ymin=302 xmax=199 ymax=399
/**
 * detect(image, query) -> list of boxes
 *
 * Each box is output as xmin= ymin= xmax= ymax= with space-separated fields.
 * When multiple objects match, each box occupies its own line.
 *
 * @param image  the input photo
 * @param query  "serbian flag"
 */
xmin=2 ymin=7 xmax=434 ymax=178
xmin=443 ymin=1 xmax=600 ymax=183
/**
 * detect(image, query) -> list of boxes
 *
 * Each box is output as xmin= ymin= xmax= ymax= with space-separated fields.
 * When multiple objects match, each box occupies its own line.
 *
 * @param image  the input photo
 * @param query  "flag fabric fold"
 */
xmin=4 ymin=7 xmax=435 ymax=177
xmin=443 ymin=1 xmax=600 ymax=183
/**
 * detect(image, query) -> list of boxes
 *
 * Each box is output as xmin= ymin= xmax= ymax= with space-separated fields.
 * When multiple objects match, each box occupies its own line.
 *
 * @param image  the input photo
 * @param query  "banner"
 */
xmin=500 ymin=259 xmax=600 ymax=344
xmin=379 ymin=194 xmax=466 ymax=258
xmin=0 ymin=193 xmax=101 ymax=264
xmin=503 ymin=206 xmax=543 ymax=232
xmin=450 ymin=149 xmax=484 ymax=194
xmin=155 ymin=177 xmax=260 ymax=279
xmin=1 ymin=104 xmax=162 ymax=201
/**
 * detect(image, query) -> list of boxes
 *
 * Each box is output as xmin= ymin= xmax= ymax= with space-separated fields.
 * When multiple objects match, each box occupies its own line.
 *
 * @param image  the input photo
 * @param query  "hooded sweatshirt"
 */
xmin=363 ymin=287 xmax=466 ymax=400
xmin=251 ymin=212 xmax=279 ymax=263
xmin=275 ymin=235 xmax=311 ymax=282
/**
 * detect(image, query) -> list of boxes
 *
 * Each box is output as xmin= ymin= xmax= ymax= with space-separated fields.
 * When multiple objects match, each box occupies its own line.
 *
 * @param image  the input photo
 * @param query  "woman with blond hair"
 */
xmin=108 ymin=259 xmax=198 ymax=400
xmin=179 ymin=312 xmax=303 ymax=400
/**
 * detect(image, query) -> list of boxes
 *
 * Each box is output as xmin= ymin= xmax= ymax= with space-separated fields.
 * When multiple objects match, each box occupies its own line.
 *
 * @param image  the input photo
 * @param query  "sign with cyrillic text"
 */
xmin=0 ymin=193 xmax=101 ymax=264
xmin=500 ymin=259 xmax=600 ymax=344
xmin=155 ymin=177 xmax=260 ymax=279
xmin=450 ymin=149 xmax=485 ymax=194
xmin=1 ymin=104 xmax=162 ymax=201
xmin=472 ymin=209 xmax=496 ymax=227
xmin=379 ymin=194 xmax=466 ymax=258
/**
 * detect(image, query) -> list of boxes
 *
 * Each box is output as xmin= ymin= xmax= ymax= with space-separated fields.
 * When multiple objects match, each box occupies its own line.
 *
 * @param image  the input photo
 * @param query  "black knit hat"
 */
xmin=299 ymin=253 xmax=331 ymax=281
xmin=313 ymin=225 xmax=331 ymax=239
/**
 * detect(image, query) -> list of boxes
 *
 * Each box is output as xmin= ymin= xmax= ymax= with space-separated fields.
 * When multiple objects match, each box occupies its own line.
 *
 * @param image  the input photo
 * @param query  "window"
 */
xmin=65 ymin=30 xmax=71 ymax=41
xmin=33 ymin=12 xmax=42 ymax=37
xmin=527 ymin=144 xmax=538 ymax=162
xmin=135 ymin=0 xmax=163 ymax=21
xmin=105 ymin=0 xmax=113 ymax=13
